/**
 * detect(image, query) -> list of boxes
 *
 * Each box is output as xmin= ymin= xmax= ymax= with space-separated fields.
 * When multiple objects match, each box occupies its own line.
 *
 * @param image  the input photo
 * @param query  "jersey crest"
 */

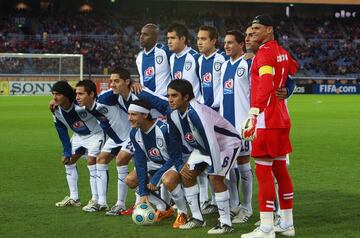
xmin=156 ymin=55 xmax=164 ymax=64
xmin=184 ymin=61 xmax=192 ymax=71
xmin=237 ymin=67 xmax=245 ymax=77
xmin=214 ymin=61 xmax=222 ymax=71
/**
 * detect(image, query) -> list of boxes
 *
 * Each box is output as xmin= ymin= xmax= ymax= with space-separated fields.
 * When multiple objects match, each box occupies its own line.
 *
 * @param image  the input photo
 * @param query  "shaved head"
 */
xmin=143 ymin=23 xmax=159 ymax=36
xmin=140 ymin=23 xmax=159 ymax=50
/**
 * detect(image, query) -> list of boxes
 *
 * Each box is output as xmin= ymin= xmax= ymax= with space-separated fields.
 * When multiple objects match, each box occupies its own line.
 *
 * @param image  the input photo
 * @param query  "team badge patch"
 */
xmin=237 ymin=67 xmax=245 ymax=77
xmin=214 ymin=62 xmax=222 ymax=71
xmin=79 ymin=111 xmax=88 ymax=118
xmin=98 ymin=107 xmax=109 ymax=114
xmin=224 ymin=78 xmax=234 ymax=94
xmin=184 ymin=61 xmax=192 ymax=71
xmin=184 ymin=132 xmax=195 ymax=143
xmin=156 ymin=138 xmax=164 ymax=148
xmin=156 ymin=55 xmax=163 ymax=64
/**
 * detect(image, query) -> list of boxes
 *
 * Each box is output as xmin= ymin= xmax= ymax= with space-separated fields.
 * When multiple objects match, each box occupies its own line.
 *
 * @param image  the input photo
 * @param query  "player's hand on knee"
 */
xmin=138 ymin=196 xmax=151 ymax=205
xmin=61 ymin=156 xmax=70 ymax=165
xmin=147 ymin=183 xmax=158 ymax=191
xmin=241 ymin=107 xmax=259 ymax=141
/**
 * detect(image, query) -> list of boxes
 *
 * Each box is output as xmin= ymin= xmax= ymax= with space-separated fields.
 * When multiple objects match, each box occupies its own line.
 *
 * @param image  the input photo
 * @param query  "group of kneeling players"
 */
xmin=50 ymin=14 xmax=297 ymax=237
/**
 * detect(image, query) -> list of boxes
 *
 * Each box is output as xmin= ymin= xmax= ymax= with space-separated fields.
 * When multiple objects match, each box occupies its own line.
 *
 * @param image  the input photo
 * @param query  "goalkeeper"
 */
xmin=241 ymin=15 xmax=298 ymax=238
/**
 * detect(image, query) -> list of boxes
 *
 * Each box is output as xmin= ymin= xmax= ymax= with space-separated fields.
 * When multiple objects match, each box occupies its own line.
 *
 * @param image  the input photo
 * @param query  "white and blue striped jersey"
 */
xmin=53 ymin=103 xmax=102 ymax=157
xmin=169 ymin=99 xmax=241 ymax=174
xmin=215 ymin=56 xmax=252 ymax=131
xmin=198 ymin=50 xmax=227 ymax=108
xmin=130 ymin=119 xmax=183 ymax=196
xmin=169 ymin=46 xmax=202 ymax=101
xmin=88 ymin=90 xmax=130 ymax=144
xmin=136 ymin=44 xmax=172 ymax=96
xmin=117 ymin=87 xmax=171 ymax=117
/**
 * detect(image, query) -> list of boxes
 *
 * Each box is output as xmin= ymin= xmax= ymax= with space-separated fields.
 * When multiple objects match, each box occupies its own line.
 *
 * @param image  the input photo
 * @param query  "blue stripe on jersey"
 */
xmin=214 ymin=125 xmax=241 ymax=140
xmin=222 ymin=60 xmax=241 ymax=126
xmin=179 ymin=112 xmax=205 ymax=153
xmin=141 ymin=50 xmax=156 ymax=92
xmin=141 ymin=126 xmax=166 ymax=165
xmin=172 ymin=55 xmax=186 ymax=80
xmin=60 ymin=107 xmax=91 ymax=135
xmin=137 ymin=90 xmax=171 ymax=115
xmin=89 ymin=109 xmax=122 ymax=144
xmin=200 ymin=54 xmax=216 ymax=107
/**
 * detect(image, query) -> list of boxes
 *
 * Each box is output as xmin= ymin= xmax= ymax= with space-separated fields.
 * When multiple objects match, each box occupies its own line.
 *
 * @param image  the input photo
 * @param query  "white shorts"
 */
xmin=238 ymin=139 xmax=251 ymax=157
xmin=71 ymin=131 xmax=106 ymax=157
xmin=187 ymin=148 xmax=239 ymax=177
xmin=101 ymin=137 xmax=134 ymax=156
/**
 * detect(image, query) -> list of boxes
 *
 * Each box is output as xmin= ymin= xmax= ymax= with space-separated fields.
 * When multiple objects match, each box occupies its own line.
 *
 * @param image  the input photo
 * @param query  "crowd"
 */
xmin=0 ymin=12 xmax=359 ymax=77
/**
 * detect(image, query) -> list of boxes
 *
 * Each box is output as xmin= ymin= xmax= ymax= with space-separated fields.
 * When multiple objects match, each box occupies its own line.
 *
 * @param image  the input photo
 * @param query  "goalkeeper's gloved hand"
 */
xmin=241 ymin=107 xmax=260 ymax=141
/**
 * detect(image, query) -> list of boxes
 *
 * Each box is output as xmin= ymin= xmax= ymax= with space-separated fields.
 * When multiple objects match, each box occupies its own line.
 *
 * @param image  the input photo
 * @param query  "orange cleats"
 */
xmin=119 ymin=205 xmax=134 ymax=215
xmin=155 ymin=207 xmax=174 ymax=222
xmin=172 ymin=213 xmax=188 ymax=228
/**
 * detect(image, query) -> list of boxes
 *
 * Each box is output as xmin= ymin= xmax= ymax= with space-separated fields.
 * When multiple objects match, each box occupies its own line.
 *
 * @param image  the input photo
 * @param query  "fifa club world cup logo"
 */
xmin=144 ymin=67 xmax=155 ymax=82
xmin=202 ymin=72 xmax=212 ymax=87
xmin=224 ymin=78 xmax=234 ymax=94
xmin=174 ymin=71 xmax=182 ymax=80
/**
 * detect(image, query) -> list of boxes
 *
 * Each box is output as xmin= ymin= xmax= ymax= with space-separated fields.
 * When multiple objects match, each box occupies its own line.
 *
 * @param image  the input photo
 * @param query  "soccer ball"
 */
xmin=132 ymin=203 xmax=156 ymax=226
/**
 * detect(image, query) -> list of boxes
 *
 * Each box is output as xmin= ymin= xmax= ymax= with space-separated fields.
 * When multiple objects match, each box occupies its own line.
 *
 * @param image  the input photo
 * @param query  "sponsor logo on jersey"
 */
xmin=156 ymin=55 xmax=163 ymax=64
xmin=148 ymin=148 xmax=161 ymax=158
xmin=202 ymin=73 xmax=212 ymax=88
xmin=144 ymin=66 xmax=155 ymax=82
xmin=237 ymin=67 xmax=245 ymax=77
xmin=224 ymin=78 xmax=234 ymax=94
xmin=214 ymin=62 xmax=222 ymax=71
xmin=184 ymin=61 xmax=192 ymax=71
xmin=174 ymin=71 xmax=182 ymax=79
xmin=72 ymin=121 xmax=85 ymax=129
xmin=184 ymin=132 xmax=195 ymax=143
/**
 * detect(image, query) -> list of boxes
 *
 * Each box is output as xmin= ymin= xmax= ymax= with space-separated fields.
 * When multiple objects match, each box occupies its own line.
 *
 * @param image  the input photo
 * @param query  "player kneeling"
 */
xmin=126 ymin=100 xmax=188 ymax=228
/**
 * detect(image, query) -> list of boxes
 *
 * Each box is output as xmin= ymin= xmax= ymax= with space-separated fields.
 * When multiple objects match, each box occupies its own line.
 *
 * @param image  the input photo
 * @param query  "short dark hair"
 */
xmin=76 ymin=79 xmax=97 ymax=98
xmin=167 ymin=23 xmax=189 ymax=44
xmin=199 ymin=25 xmax=219 ymax=40
xmin=225 ymin=30 xmax=245 ymax=44
xmin=110 ymin=67 xmax=131 ymax=81
xmin=167 ymin=79 xmax=194 ymax=100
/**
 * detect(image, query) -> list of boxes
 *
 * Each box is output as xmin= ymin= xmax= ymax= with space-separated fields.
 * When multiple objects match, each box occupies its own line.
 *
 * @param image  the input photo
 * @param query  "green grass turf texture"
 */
xmin=0 ymin=95 xmax=359 ymax=238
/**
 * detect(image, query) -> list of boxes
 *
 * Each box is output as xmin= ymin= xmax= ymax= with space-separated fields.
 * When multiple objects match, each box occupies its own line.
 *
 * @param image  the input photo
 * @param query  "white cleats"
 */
xmin=241 ymin=227 xmax=275 ymax=238
xmin=274 ymin=224 xmax=295 ymax=236
xmin=55 ymin=196 xmax=81 ymax=207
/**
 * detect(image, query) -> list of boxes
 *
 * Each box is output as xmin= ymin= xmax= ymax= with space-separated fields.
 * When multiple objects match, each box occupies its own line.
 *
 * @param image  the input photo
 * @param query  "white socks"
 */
xmin=170 ymin=184 xmax=187 ymax=215
xmin=227 ymin=168 xmax=240 ymax=210
xmin=87 ymin=165 xmax=98 ymax=201
xmin=65 ymin=164 xmax=78 ymax=200
xmin=239 ymin=163 xmax=253 ymax=213
xmin=184 ymin=185 xmax=203 ymax=221
xmin=116 ymin=165 xmax=128 ymax=208
xmin=160 ymin=183 xmax=171 ymax=205
xmin=215 ymin=190 xmax=231 ymax=226
xmin=260 ymin=212 xmax=274 ymax=232
xmin=96 ymin=163 xmax=108 ymax=206
xmin=198 ymin=172 xmax=209 ymax=206
xmin=280 ymin=209 xmax=294 ymax=228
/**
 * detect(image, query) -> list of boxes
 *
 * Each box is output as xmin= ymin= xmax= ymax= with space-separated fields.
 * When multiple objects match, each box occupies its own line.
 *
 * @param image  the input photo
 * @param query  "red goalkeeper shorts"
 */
xmin=251 ymin=128 xmax=292 ymax=159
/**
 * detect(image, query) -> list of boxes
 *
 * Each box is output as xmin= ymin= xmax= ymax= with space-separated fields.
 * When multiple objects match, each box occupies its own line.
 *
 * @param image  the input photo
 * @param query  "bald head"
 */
xmin=140 ymin=23 xmax=159 ymax=50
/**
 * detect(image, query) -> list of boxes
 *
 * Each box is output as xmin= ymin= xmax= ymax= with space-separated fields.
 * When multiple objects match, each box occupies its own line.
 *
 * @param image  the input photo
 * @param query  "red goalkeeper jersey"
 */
xmin=250 ymin=40 xmax=298 ymax=129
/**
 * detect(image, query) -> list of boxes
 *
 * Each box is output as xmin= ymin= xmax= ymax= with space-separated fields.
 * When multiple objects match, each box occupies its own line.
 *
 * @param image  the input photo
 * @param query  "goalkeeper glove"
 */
xmin=241 ymin=107 xmax=260 ymax=141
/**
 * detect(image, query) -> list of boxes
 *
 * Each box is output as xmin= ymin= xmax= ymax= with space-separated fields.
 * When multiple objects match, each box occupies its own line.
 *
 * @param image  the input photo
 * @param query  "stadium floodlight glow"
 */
xmin=0 ymin=53 xmax=84 ymax=81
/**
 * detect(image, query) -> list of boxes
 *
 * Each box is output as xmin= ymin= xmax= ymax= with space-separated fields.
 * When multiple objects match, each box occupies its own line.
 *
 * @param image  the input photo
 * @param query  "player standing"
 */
xmin=51 ymin=81 xmax=105 ymax=208
xmin=241 ymin=15 xmax=298 ymax=238
xmin=167 ymin=23 xmax=202 ymax=101
xmin=136 ymin=23 xmax=172 ymax=96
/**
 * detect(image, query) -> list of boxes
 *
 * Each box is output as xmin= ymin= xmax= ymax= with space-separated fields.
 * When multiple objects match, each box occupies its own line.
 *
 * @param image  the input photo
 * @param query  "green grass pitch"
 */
xmin=0 ymin=95 xmax=359 ymax=238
